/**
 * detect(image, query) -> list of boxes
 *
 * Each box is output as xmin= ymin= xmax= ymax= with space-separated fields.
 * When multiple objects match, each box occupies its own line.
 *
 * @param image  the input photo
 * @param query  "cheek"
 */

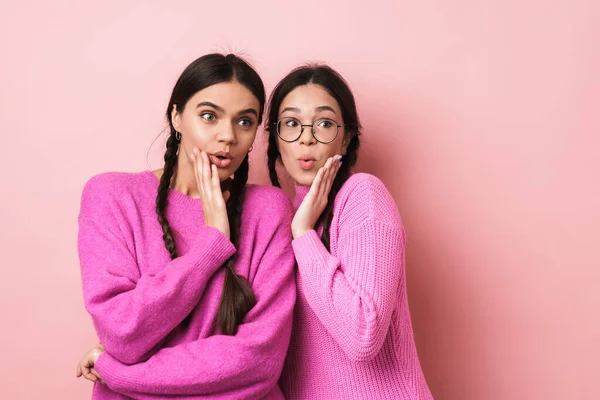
xmin=328 ymin=137 xmax=346 ymax=157
xmin=239 ymin=129 xmax=258 ymax=148
xmin=278 ymin=144 xmax=295 ymax=164
xmin=184 ymin=116 xmax=215 ymax=141
xmin=189 ymin=124 xmax=212 ymax=146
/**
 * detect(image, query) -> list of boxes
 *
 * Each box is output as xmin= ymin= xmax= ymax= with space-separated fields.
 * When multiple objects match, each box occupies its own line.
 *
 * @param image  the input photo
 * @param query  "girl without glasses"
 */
xmin=76 ymin=54 xmax=296 ymax=400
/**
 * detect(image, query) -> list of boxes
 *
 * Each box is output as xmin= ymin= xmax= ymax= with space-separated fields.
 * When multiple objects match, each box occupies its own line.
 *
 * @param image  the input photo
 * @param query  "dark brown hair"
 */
xmin=157 ymin=53 xmax=265 ymax=334
xmin=265 ymin=65 xmax=361 ymax=249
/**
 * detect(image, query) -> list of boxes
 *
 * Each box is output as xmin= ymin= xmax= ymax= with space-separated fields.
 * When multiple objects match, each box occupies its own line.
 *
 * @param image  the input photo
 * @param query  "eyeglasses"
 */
xmin=275 ymin=117 xmax=346 ymax=144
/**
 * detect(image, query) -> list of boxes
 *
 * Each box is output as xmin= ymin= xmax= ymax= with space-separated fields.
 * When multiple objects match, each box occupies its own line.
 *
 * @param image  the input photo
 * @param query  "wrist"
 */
xmin=292 ymin=226 xmax=312 ymax=239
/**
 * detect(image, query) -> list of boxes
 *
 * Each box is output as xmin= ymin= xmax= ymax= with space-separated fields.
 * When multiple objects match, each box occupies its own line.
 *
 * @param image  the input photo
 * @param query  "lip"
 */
xmin=298 ymin=155 xmax=317 ymax=170
xmin=212 ymin=151 xmax=233 ymax=159
xmin=298 ymin=154 xmax=316 ymax=161
xmin=209 ymin=151 xmax=234 ymax=168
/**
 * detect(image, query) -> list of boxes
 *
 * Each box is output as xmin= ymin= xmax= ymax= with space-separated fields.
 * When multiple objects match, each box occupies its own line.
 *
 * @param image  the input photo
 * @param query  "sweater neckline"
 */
xmin=143 ymin=170 xmax=201 ymax=210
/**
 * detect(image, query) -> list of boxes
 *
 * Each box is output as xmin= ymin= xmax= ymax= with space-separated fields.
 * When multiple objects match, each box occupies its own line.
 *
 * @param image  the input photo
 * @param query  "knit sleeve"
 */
xmin=92 ymin=198 xmax=296 ymax=398
xmin=78 ymin=176 xmax=236 ymax=365
xmin=291 ymin=175 xmax=405 ymax=362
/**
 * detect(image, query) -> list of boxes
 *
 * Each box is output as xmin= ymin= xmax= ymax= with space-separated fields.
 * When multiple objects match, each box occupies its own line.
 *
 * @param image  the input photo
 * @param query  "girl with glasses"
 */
xmin=266 ymin=65 xmax=433 ymax=399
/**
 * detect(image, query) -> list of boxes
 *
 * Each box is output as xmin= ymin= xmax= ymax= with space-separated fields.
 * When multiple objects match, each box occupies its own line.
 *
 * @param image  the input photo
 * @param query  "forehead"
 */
xmin=279 ymin=84 xmax=341 ymax=114
xmin=184 ymin=81 xmax=259 ymax=112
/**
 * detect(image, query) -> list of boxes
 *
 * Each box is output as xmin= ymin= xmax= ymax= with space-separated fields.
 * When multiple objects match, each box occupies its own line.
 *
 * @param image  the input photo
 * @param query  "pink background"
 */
xmin=1 ymin=0 xmax=598 ymax=399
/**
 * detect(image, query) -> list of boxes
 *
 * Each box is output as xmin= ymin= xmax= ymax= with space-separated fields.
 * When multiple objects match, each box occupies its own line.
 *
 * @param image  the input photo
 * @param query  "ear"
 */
xmin=170 ymin=104 xmax=181 ymax=132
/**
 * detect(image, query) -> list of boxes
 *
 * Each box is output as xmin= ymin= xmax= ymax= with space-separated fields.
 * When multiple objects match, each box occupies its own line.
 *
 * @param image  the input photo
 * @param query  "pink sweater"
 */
xmin=78 ymin=171 xmax=296 ymax=399
xmin=279 ymin=173 xmax=433 ymax=399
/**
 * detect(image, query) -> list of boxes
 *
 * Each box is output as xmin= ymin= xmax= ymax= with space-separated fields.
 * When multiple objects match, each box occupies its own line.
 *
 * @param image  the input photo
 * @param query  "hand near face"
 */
xmin=190 ymin=148 xmax=231 ymax=239
xmin=291 ymin=155 xmax=342 ymax=239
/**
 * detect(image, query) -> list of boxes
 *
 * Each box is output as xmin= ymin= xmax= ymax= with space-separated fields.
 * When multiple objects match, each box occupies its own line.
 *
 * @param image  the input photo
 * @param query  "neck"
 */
xmin=172 ymin=151 xmax=200 ymax=198
xmin=293 ymin=183 xmax=311 ymax=209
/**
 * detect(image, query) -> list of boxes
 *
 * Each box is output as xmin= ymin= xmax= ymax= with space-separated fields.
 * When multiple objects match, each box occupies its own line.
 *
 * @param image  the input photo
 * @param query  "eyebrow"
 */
xmin=197 ymin=102 xmax=258 ymax=117
xmin=281 ymin=105 xmax=337 ymax=114
xmin=281 ymin=106 xmax=301 ymax=114
xmin=196 ymin=101 xmax=224 ymax=112
xmin=315 ymin=105 xmax=336 ymax=114
xmin=237 ymin=108 xmax=258 ymax=117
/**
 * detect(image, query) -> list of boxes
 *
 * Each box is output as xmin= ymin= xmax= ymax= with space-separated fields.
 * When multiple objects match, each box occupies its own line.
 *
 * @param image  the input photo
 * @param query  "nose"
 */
xmin=216 ymin=121 xmax=236 ymax=145
xmin=298 ymin=124 xmax=316 ymax=146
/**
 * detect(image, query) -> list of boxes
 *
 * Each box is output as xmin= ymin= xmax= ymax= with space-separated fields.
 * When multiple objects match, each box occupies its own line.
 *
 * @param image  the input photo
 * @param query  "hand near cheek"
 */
xmin=190 ymin=148 xmax=231 ymax=239
xmin=76 ymin=344 xmax=106 ymax=384
xmin=292 ymin=155 xmax=342 ymax=239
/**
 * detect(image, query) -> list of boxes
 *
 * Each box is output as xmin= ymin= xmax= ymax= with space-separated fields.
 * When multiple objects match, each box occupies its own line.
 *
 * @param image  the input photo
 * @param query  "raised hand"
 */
xmin=190 ymin=148 xmax=231 ymax=239
xmin=291 ymin=155 xmax=342 ymax=239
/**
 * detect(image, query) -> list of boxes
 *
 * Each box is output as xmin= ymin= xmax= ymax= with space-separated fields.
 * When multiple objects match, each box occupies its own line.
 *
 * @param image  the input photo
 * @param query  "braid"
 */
xmin=155 ymin=131 xmax=180 ymax=260
xmin=267 ymin=132 xmax=281 ymax=188
xmin=316 ymin=134 xmax=360 ymax=250
xmin=216 ymin=155 xmax=257 ymax=335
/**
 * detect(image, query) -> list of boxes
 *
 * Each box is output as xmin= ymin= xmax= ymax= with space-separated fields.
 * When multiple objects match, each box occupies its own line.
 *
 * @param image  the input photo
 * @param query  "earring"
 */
xmin=248 ymin=146 xmax=253 ymax=152
xmin=175 ymin=131 xmax=181 ymax=141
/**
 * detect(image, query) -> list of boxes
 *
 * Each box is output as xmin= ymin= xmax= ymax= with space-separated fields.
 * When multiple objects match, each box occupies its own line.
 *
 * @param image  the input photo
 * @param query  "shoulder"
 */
xmin=244 ymin=184 xmax=294 ymax=220
xmin=80 ymin=171 xmax=153 ymax=219
xmin=336 ymin=173 xmax=402 ymax=227
xmin=83 ymin=171 xmax=141 ymax=194
xmin=340 ymin=173 xmax=389 ymax=197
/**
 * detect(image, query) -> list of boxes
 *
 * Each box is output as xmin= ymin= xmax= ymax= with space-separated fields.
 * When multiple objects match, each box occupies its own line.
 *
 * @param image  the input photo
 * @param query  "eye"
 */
xmin=238 ymin=118 xmax=254 ymax=128
xmin=317 ymin=119 xmax=334 ymax=129
xmin=285 ymin=118 xmax=299 ymax=127
xmin=201 ymin=112 xmax=216 ymax=122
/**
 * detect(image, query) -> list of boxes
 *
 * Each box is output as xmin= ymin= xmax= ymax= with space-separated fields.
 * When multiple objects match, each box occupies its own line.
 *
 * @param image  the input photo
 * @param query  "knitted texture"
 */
xmin=78 ymin=171 xmax=296 ymax=399
xmin=280 ymin=173 xmax=433 ymax=400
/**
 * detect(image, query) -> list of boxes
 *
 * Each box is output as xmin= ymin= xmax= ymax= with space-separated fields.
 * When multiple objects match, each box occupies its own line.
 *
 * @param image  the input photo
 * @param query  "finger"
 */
xmin=211 ymin=164 xmax=221 ymax=196
xmin=309 ymin=167 xmax=325 ymax=199
xmin=82 ymin=367 xmax=97 ymax=382
xmin=324 ymin=155 xmax=341 ymax=197
xmin=76 ymin=364 xmax=82 ymax=377
xmin=190 ymin=149 xmax=202 ymax=193
xmin=201 ymin=151 xmax=213 ymax=200
xmin=196 ymin=149 xmax=207 ymax=197
xmin=222 ymin=190 xmax=231 ymax=203
xmin=91 ymin=369 xmax=105 ymax=384
xmin=319 ymin=157 xmax=335 ymax=198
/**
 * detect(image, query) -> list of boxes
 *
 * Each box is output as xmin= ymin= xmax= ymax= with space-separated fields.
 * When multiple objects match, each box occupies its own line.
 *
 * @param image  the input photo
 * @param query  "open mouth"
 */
xmin=298 ymin=155 xmax=316 ymax=170
xmin=209 ymin=151 xmax=233 ymax=168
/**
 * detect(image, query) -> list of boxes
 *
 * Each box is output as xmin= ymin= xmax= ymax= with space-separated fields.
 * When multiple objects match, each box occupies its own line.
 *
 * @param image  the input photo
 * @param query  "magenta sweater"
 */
xmin=279 ymin=173 xmax=433 ymax=399
xmin=78 ymin=171 xmax=296 ymax=399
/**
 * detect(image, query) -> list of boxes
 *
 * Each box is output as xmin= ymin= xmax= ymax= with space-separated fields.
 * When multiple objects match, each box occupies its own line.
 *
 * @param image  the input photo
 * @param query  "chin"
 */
xmin=292 ymin=170 xmax=317 ymax=187
xmin=217 ymin=168 xmax=235 ymax=182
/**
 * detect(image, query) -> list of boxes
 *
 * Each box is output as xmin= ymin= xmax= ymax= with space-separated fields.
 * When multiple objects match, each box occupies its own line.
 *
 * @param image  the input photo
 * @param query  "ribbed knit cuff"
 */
xmin=188 ymin=225 xmax=236 ymax=272
xmin=292 ymin=230 xmax=339 ymax=280
xmin=94 ymin=352 xmax=130 ymax=392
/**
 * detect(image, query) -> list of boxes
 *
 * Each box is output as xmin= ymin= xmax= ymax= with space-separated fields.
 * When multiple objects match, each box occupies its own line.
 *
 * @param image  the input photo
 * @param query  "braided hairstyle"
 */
xmin=157 ymin=53 xmax=265 ymax=335
xmin=266 ymin=65 xmax=361 ymax=250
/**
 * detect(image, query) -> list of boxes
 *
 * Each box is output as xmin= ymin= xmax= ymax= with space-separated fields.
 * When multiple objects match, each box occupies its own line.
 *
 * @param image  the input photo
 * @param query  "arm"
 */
xmin=93 ymin=209 xmax=296 ymax=398
xmin=79 ymin=217 xmax=235 ymax=365
xmin=292 ymin=218 xmax=405 ymax=362
xmin=78 ymin=176 xmax=235 ymax=364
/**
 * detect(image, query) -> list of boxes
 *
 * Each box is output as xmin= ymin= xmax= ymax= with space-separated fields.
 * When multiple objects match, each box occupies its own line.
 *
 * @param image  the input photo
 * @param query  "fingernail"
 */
xmin=339 ymin=161 xmax=343 ymax=166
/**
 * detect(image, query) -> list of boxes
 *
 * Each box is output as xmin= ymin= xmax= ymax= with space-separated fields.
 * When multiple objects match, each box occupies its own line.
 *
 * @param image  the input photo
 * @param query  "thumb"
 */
xmin=222 ymin=190 xmax=231 ymax=203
